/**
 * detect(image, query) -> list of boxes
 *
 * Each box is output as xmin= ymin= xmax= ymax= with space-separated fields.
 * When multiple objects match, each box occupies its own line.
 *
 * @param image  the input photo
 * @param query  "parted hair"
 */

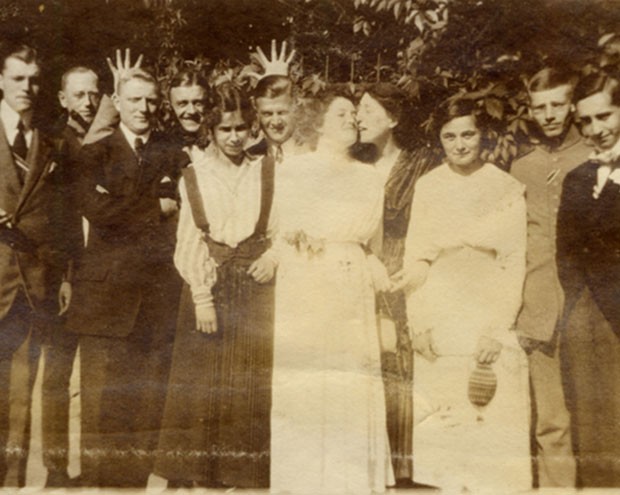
xmin=253 ymin=75 xmax=295 ymax=100
xmin=574 ymin=71 xmax=620 ymax=107
xmin=204 ymin=81 xmax=254 ymax=130
xmin=117 ymin=68 xmax=158 ymax=95
xmin=168 ymin=69 xmax=208 ymax=94
xmin=526 ymin=67 xmax=579 ymax=95
xmin=0 ymin=41 xmax=38 ymax=70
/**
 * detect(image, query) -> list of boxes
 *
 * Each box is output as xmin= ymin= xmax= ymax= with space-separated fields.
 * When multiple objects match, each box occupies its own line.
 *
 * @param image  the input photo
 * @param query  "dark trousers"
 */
xmin=78 ymin=265 xmax=181 ymax=488
xmin=41 ymin=323 xmax=79 ymax=473
xmin=0 ymin=291 xmax=41 ymax=487
xmin=562 ymin=288 xmax=620 ymax=487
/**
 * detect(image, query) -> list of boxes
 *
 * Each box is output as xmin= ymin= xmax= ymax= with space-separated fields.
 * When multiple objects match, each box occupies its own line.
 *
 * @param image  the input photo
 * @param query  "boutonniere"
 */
xmin=48 ymin=161 xmax=59 ymax=174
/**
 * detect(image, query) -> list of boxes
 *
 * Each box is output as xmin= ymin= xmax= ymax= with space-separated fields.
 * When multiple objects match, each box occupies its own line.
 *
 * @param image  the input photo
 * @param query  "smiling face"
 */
xmin=0 ymin=56 xmax=40 ymax=115
xmin=576 ymin=90 xmax=620 ymax=151
xmin=357 ymin=92 xmax=396 ymax=144
xmin=319 ymin=96 xmax=358 ymax=148
xmin=170 ymin=84 xmax=206 ymax=134
xmin=440 ymin=115 xmax=482 ymax=171
xmin=255 ymin=94 xmax=295 ymax=145
xmin=113 ymin=78 xmax=159 ymax=135
xmin=212 ymin=110 xmax=250 ymax=161
xmin=59 ymin=70 xmax=100 ymax=124
xmin=528 ymin=84 xmax=574 ymax=138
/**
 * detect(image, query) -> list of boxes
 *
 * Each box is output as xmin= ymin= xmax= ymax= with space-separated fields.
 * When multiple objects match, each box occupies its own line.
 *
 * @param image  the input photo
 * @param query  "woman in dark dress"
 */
xmin=356 ymin=83 xmax=440 ymax=484
xmin=155 ymin=82 xmax=277 ymax=489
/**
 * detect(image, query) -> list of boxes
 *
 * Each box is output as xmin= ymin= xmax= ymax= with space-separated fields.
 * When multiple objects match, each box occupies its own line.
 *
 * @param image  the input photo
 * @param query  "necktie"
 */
xmin=12 ymin=120 xmax=28 ymax=185
xmin=135 ymin=137 xmax=145 ymax=156
xmin=13 ymin=120 xmax=27 ymax=160
xmin=274 ymin=145 xmax=283 ymax=164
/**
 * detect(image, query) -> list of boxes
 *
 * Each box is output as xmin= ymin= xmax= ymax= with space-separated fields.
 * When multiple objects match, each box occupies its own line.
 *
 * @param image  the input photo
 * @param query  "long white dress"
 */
xmin=270 ymin=152 xmax=393 ymax=494
xmin=405 ymin=163 xmax=531 ymax=493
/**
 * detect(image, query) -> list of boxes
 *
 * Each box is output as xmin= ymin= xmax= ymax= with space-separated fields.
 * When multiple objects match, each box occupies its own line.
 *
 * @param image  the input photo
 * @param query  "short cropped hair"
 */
xmin=0 ymin=42 xmax=38 ymax=71
xmin=61 ymin=66 xmax=98 ymax=91
xmin=573 ymin=71 xmax=620 ymax=107
xmin=117 ymin=68 xmax=158 ymax=95
xmin=526 ymin=67 xmax=578 ymax=95
xmin=253 ymin=75 xmax=295 ymax=100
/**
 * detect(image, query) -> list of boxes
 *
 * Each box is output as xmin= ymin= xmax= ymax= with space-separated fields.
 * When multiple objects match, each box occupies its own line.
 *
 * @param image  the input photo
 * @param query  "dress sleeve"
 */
xmin=481 ymin=191 xmax=527 ymax=341
xmin=403 ymin=180 xmax=441 ymax=267
xmin=174 ymin=176 xmax=218 ymax=309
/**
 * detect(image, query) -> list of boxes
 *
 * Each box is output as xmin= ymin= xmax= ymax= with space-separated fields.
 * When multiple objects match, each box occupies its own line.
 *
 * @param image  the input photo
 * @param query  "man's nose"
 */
xmin=186 ymin=102 xmax=196 ymax=113
xmin=544 ymin=105 xmax=554 ymax=122
xmin=137 ymin=98 xmax=149 ymax=113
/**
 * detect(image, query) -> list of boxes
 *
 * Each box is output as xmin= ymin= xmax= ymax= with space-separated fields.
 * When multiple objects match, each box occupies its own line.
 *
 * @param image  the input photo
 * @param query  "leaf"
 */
xmin=414 ymin=12 xmax=425 ymax=32
xmin=485 ymin=97 xmax=504 ymax=120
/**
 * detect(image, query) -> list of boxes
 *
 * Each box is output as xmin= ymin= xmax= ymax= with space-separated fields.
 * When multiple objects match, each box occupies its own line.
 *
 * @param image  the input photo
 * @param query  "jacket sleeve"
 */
xmin=556 ymin=173 xmax=587 ymax=316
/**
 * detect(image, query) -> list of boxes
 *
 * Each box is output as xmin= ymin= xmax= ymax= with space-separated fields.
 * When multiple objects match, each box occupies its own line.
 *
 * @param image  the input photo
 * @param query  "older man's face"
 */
xmin=59 ymin=71 xmax=101 ymax=125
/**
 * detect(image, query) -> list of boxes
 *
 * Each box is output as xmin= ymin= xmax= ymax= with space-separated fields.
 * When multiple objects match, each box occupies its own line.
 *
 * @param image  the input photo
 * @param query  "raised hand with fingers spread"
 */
xmin=106 ymin=48 xmax=144 ymax=94
xmin=247 ymin=39 xmax=296 ymax=80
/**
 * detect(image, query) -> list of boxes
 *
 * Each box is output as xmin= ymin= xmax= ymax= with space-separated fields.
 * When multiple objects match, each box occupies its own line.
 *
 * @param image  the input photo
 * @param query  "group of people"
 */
xmin=0 ymin=34 xmax=619 ymax=493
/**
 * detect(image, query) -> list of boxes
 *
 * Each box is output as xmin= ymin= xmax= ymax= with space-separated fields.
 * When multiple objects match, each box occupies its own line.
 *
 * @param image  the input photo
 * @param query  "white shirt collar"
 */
xmin=593 ymin=138 xmax=620 ymax=199
xmin=1 ymin=99 xmax=33 ymax=147
xmin=119 ymin=122 xmax=150 ymax=152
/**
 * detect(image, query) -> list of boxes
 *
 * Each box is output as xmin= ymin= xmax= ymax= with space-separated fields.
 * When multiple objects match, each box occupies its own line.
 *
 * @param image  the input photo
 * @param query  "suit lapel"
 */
xmin=15 ymin=129 xmax=53 ymax=214
xmin=111 ymin=128 xmax=140 ymax=180
xmin=0 ymin=119 xmax=22 ymax=213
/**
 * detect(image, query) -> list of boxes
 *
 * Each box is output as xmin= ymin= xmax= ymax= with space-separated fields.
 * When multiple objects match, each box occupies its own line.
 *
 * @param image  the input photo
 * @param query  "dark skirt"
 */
xmin=154 ymin=260 xmax=274 ymax=488
xmin=561 ymin=287 xmax=620 ymax=487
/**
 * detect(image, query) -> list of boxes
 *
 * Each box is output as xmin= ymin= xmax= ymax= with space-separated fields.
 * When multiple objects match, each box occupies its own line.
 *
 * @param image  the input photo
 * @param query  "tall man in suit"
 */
xmin=0 ymin=42 xmax=71 ymax=487
xmin=65 ymin=68 xmax=187 ymax=487
xmin=41 ymin=66 xmax=101 ymax=487
xmin=557 ymin=72 xmax=620 ymax=487
xmin=510 ymin=67 xmax=590 ymax=487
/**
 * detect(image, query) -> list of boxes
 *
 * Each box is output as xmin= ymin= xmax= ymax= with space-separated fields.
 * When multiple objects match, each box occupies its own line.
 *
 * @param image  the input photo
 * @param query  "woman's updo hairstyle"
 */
xmin=203 ymin=81 xmax=254 ymax=131
xmin=362 ymin=82 xmax=417 ymax=149
xmin=294 ymin=84 xmax=356 ymax=150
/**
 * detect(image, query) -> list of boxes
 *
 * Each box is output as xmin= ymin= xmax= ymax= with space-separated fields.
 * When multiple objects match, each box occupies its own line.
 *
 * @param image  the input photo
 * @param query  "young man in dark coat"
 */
xmin=65 ymin=68 xmax=187 ymax=487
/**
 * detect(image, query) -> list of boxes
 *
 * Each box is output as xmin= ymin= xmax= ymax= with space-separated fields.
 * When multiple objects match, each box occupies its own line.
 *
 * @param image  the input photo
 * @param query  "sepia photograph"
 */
xmin=0 ymin=0 xmax=619 ymax=493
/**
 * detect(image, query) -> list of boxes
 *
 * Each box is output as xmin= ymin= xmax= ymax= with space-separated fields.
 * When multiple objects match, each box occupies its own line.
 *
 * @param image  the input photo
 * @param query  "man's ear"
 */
xmin=570 ymin=103 xmax=576 ymax=114
xmin=58 ymin=90 xmax=68 ymax=110
xmin=0 ymin=73 xmax=5 ymax=93
xmin=112 ymin=92 xmax=121 ymax=113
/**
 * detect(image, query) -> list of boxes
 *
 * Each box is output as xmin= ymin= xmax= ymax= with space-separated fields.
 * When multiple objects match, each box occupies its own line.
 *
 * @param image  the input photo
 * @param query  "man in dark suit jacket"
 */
xmin=65 ymin=68 xmax=186 ymax=488
xmin=0 ymin=42 xmax=71 ymax=487
xmin=41 ymin=66 xmax=101 ymax=488
xmin=557 ymin=72 xmax=620 ymax=487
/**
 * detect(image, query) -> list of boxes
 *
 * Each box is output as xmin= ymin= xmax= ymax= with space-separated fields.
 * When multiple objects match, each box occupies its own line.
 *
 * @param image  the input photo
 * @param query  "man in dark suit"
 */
xmin=557 ymin=72 xmax=620 ymax=487
xmin=65 ymin=68 xmax=186 ymax=488
xmin=41 ymin=66 xmax=101 ymax=487
xmin=0 ymin=42 xmax=71 ymax=487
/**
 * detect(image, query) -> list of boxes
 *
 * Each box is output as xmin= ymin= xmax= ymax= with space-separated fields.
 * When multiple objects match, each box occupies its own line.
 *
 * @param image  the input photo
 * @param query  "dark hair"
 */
xmin=61 ymin=66 xmax=98 ymax=91
xmin=0 ymin=42 xmax=38 ymax=70
xmin=294 ymin=84 xmax=354 ymax=149
xmin=168 ymin=69 xmax=208 ymax=94
xmin=362 ymin=82 xmax=416 ymax=149
xmin=574 ymin=71 xmax=620 ymax=107
xmin=431 ymin=97 xmax=492 ymax=151
xmin=526 ymin=67 xmax=578 ymax=94
xmin=204 ymin=81 xmax=254 ymax=130
xmin=253 ymin=75 xmax=295 ymax=100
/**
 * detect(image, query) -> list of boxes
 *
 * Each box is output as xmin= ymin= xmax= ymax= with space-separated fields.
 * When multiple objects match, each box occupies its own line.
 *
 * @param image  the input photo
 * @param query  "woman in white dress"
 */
xmin=392 ymin=98 xmax=531 ymax=492
xmin=270 ymin=89 xmax=393 ymax=494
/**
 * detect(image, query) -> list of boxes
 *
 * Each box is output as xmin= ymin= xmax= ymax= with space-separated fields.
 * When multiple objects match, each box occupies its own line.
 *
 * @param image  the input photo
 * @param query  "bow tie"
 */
xmin=590 ymin=148 xmax=620 ymax=165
